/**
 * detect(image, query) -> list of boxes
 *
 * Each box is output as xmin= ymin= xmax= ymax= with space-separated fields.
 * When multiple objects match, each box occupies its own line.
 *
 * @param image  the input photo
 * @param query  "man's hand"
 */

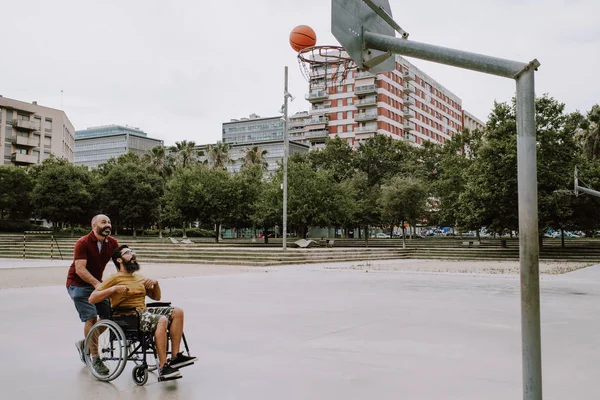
xmin=143 ymin=278 xmax=158 ymax=289
xmin=112 ymin=285 xmax=129 ymax=295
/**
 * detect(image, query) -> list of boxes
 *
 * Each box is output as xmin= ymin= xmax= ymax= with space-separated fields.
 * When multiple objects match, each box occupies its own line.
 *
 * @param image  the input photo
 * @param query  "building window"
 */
xmin=44 ymin=137 xmax=51 ymax=147
xmin=18 ymin=114 xmax=30 ymax=121
xmin=45 ymin=119 xmax=52 ymax=131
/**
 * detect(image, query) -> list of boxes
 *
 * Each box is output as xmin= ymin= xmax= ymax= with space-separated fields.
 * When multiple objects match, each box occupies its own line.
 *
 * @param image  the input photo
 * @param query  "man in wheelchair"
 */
xmin=88 ymin=245 xmax=197 ymax=380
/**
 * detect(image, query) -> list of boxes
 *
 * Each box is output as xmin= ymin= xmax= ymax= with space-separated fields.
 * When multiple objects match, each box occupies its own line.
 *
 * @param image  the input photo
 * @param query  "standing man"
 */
xmin=66 ymin=214 xmax=119 ymax=370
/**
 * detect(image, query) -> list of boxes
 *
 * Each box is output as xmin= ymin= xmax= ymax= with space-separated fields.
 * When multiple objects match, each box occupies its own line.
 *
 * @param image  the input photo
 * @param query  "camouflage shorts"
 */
xmin=139 ymin=307 xmax=175 ymax=333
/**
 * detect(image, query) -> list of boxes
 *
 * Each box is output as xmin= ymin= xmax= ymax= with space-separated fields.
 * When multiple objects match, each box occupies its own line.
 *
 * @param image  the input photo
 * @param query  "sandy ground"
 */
xmin=0 ymin=258 xmax=592 ymax=289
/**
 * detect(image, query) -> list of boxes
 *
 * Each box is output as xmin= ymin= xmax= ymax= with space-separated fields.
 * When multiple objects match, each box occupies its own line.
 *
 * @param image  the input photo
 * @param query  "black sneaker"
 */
xmin=169 ymin=352 xmax=198 ymax=368
xmin=159 ymin=363 xmax=181 ymax=379
xmin=76 ymin=340 xmax=85 ymax=365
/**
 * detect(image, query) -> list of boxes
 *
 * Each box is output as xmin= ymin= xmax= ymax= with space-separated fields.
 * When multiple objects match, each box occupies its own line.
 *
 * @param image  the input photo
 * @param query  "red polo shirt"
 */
xmin=65 ymin=231 xmax=119 ymax=288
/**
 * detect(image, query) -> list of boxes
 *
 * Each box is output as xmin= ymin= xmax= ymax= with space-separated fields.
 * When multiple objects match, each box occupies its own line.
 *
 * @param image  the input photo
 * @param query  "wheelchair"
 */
xmin=83 ymin=302 xmax=192 ymax=385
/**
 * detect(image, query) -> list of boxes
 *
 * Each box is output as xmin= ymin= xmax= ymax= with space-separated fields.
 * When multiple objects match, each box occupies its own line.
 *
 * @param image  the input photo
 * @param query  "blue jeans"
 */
xmin=67 ymin=285 xmax=110 ymax=322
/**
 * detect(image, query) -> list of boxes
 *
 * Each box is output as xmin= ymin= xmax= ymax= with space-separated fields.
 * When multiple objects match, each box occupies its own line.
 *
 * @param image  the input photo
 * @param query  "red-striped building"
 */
xmin=297 ymin=55 xmax=483 ymax=149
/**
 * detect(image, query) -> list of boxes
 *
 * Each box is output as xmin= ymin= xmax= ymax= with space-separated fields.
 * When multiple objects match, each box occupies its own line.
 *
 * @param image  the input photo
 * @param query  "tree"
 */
xmin=255 ymin=156 xmax=356 ymax=239
xmin=169 ymin=140 xmax=198 ymax=168
xmin=196 ymin=167 xmax=238 ymax=242
xmin=31 ymin=157 xmax=94 ymax=235
xmin=207 ymin=141 xmax=232 ymax=170
xmin=380 ymin=176 xmax=428 ymax=247
xmin=308 ymin=137 xmax=355 ymax=182
xmin=98 ymin=154 xmax=164 ymax=237
xmin=354 ymin=135 xmax=416 ymax=187
xmin=241 ymin=145 xmax=268 ymax=171
xmin=576 ymin=104 xmax=600 ymax=160
xmin=457 ymin=101 xmax=519 ymax=236
xmin=142 ymin=145 xmax=174 ymax=178
xmin=0 ymin=166 xmax=33 ymax=220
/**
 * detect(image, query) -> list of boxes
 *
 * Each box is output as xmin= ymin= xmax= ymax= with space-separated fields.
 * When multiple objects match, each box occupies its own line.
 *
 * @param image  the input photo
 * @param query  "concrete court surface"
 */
xmin=1 ymin=260 xmax=600 ymax=399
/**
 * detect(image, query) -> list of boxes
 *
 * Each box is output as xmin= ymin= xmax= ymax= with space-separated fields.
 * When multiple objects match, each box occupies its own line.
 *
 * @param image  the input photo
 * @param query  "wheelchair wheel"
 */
xmin=132 ymin=365 xmax=148 ymax=386
xmin=84 ymin=320 xmax=128 ymax=382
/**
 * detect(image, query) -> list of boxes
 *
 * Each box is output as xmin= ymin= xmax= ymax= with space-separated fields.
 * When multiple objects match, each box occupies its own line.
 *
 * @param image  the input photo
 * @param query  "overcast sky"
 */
xmin=1 ymin=0 xmax=598 ymax=146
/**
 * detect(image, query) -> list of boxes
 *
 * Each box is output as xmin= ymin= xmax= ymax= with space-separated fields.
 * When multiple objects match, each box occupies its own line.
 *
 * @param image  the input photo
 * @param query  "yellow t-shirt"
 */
xmin=97 ymin=272 xmax=148 ymax=311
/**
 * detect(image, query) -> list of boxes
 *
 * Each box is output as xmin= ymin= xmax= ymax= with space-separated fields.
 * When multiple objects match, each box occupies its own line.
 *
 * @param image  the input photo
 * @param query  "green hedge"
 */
xmin=0 ymin=220 xmax=52 ymax=233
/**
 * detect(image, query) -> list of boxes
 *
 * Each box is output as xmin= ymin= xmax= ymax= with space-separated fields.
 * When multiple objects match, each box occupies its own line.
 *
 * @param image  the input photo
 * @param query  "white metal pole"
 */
xmin=282 ymin=66 xmax=289 ymax=251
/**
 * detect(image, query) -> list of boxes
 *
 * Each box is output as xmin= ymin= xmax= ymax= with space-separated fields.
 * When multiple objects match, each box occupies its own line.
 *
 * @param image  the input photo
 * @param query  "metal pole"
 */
xmin=364 ymin=31 xmax=532 ymax=79
xmin=282 ymin=66 xmax=289 ymax=251
xmin=363 ymin=29 xmax=542 ymax=399
xmin=516 ymin=68 xmax=542 ymax=400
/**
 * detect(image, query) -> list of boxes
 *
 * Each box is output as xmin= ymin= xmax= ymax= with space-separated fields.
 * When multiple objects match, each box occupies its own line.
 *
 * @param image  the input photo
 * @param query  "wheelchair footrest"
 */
xmin=158 ymin=375 xmax=182 ymax=382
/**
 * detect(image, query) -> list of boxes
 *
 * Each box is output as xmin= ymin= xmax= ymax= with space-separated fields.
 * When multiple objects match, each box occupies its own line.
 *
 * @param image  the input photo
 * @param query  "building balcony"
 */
xmin=404 ymin=96 xmax=415 ymax=106
xmin=288 ymin=120 xmax=306 ymax=128
xmin=404 ymin=133 xmax=416 ymax=143
xmin=402 ymin=85 xmax=415 ymax=94
xmin=354 ymin=97 xmax=377 ymax=107
xmin=354 ymin=71 xmax=375 ymax=79
xmin=11 ymin=152 xmax=37 ymax=164
xmin=403 ymin=70 xmax=415 ymax=81
xmin=305 ymin=91 xmax=329 ymax=102
xmin=311 ymin=105 xmax=331 ymax=115
xmin=305 ymin=116 xmax=329 ymax=126
xmin=404 ymin=121 xmax=416 ymax=132
xmin=355 ymin=84 xmax=377 ymax=95
xmin=354 ymin=124 xmax=378 ymax=134
xmin=402 ymin=108 xmax=413 ymax=119
xmin=12 ymin=136 xmax=39 ymax=147
xmin=305 ymin=129 xmax=329 ymax=140
xmin=354 ymin=112 xmax=378 ymax=122
xmin=12 ymin=119 xmax=39 ymax=131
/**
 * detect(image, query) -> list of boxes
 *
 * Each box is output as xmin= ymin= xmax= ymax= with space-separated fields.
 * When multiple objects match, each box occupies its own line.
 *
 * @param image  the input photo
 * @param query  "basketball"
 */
xmin=290 ymin=25 xmax=317 ymax=52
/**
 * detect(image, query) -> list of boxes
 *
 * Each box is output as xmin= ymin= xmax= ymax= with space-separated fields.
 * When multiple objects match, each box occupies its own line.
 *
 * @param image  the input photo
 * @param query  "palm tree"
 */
xmin=207 ymin=141 xmax=232 ymax=169
xmin=241 ymin=145 xmax=269 ymax=171
xmin=169 ymin=140 xmax=198 ymax=168
xmin=142 ymin=145 xmax=173 ymax=177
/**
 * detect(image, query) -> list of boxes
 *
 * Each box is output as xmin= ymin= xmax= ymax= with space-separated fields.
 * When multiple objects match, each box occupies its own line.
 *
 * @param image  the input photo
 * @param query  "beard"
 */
xmin=124 ymin=259 xmax=140 ymax=273
xmin=95 ymin=226 xmax=111 ymax=237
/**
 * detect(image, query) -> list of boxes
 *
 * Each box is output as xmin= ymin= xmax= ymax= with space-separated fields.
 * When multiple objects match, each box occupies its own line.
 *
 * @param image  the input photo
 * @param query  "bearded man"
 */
xmin=66 ymin=214 xmax=119 ymax=373
xmin=88 ymin=245 xmax=197 ymax=380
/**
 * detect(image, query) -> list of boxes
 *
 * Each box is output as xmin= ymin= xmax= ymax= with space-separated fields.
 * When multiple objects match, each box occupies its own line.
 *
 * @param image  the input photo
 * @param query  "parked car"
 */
xmin=375 ymin=232 xmax=391 ymax=238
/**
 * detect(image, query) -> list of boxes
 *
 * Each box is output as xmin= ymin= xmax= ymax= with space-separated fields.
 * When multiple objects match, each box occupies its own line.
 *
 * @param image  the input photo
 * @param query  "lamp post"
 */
xmin=281 ymin=66 xmax=294 ymax=250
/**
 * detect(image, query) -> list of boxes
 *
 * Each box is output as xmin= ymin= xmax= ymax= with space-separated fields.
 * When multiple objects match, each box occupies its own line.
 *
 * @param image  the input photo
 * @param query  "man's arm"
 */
xmin=89 ymin=285 xmax=129 ymax=304
xmin=74 ymin=259 xmax=102 ymax=288
xmin=144 ymin=279 xmax=161 ymax=301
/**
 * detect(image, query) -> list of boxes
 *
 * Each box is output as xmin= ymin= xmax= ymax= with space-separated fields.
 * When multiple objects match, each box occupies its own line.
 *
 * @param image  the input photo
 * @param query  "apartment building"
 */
xmin=463 ymin=110 xmax=486 ymax=132
xmin=302 ymin=54 xmax=477 ymax=149
xmin=217 ymin=114 xmax=309 ymax=172
xmin=0 ymin=96 xmax=75 ymax=166
xmin=74 ymin=124 xmax=163 ymax=169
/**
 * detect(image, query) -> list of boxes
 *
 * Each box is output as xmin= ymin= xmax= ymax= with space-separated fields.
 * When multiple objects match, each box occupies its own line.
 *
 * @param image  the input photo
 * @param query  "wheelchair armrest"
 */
xmin=112 ymin=306 xmax=137 ymax=313
xmin=146 ymin=302 xmax=172 ymax=308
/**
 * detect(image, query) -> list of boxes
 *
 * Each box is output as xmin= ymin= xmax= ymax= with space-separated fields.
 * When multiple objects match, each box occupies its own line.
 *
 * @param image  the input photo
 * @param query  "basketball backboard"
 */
xmin=332 ymin=0 xmax=397 ymax=73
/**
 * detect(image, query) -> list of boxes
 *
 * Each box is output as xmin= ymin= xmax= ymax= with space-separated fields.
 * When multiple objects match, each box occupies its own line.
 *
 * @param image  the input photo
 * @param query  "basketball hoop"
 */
xmin=297 ymin=45 xmax=358 ymax=90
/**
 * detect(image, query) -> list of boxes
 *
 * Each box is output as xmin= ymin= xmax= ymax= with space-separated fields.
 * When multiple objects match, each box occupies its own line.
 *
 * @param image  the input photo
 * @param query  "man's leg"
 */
xmin=169 ymin=308 xmax=184 ymax=355
xmin=154 ymin=316 xmax=169 ymax=368
xmin=167 ymin=308 xmax=197 ymax=368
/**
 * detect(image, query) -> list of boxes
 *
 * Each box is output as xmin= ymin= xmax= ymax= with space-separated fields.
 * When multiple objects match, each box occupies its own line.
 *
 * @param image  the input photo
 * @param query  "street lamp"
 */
xmin=281 ymin=66 xmax=294 ymax=250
